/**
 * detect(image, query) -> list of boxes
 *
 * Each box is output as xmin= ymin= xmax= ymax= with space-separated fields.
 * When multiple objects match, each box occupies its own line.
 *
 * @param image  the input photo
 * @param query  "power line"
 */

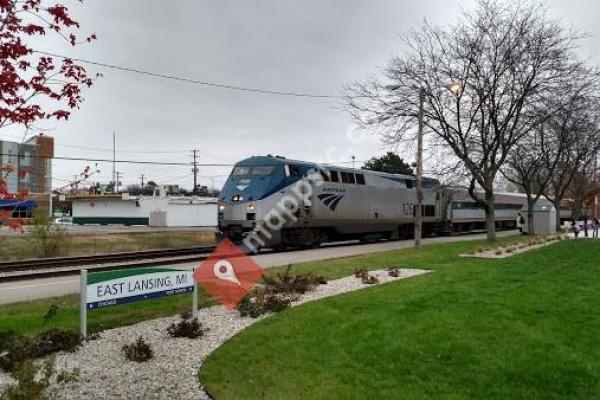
xmin=1 ymin=152 xmax=367 ymax=167
xmin=0 ymin=152 xmax=233 ymax=167
xmin=33 ymin=50 xmax=342 ymax=99
xmin=54 ymin=143 xmax=190 ymax=154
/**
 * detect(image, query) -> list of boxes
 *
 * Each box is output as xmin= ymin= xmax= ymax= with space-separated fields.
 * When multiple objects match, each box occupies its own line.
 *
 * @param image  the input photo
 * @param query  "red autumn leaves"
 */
xmin=0 ymin=0 xmax=96 ymax=230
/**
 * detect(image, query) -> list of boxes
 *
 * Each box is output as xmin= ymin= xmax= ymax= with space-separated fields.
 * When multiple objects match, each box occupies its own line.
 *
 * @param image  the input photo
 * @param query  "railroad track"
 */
xmin=0 ymin=246 xmax=216 ymax=282
xmin=0 ymin=230 xmax=515 ymax=283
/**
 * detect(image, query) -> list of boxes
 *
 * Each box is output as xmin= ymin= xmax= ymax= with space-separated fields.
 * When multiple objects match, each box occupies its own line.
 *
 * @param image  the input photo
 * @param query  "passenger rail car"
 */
xmin=217 ymin=155 xmax=526 ymax=250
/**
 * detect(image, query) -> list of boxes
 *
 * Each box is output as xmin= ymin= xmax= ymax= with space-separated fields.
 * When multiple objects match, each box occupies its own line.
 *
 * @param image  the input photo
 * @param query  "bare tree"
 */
xmin=502 ymin=68 xmax=600 ymax=234
xmin=502 ymin=127 xmax=556 ymax=234
xmin=345 ymin=0 xmax=583 ymax=240
xmin=542 ymin=77 xmax=600 ymax=228
xmin=567 ymin=167 xmax=595 ymax=218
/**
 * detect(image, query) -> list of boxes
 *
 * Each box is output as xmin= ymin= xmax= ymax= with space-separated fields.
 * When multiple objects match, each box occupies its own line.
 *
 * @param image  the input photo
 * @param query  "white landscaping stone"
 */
xmin=0 ymin=370 xmax=14 ymax=392
xmin=47 ymin=268 xmax=429 ymax=399
xmin=458 ymin=237 xmax=566 ymax=259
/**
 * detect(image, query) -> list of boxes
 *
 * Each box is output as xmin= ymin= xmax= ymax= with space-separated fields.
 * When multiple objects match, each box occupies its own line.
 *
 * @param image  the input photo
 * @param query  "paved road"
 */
xmin=0 ymin=231 xmax=518 ymax=305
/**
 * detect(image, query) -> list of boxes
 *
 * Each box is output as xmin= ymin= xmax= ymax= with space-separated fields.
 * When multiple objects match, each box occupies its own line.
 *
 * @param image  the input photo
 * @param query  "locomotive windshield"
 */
xmin=232 ymin=166 xmax=276 ymax=176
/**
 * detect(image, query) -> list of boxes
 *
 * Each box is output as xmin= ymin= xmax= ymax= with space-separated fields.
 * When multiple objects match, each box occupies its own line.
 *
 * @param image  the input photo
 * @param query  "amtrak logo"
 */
xmin=236 ymin=185 xmax=249 ymax=191
xmin=317 ymin=193 xmax=344 ymax=211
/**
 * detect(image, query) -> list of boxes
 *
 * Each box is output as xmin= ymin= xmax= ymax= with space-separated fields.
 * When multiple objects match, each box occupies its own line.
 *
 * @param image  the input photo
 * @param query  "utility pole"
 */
xmin=414 ymin=88 xmax=425 ymax=249
xmin=139 ymin=173 xmax=145 ymax=188
xmin=351 ymin=154 xmax=356 ymax=169
xmin=115 ymin=171 xmax=123 ymax=193
xmin=112 ymin=131 xmax=116 ymax=194
xmin=192 ymin=149 xmax=198 ymax=195
xmin=385 ymin=82 xmax=460 ymax=249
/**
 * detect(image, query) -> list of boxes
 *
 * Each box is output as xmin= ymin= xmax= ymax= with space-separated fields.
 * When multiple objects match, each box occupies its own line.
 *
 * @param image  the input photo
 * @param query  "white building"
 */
xmin=70 ymin=193 xmax=217 ymax=227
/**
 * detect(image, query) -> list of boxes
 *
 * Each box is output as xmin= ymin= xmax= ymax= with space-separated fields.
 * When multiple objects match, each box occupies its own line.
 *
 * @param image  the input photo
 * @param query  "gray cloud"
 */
xmin=8 ymin=0 xmax=596 ymax=190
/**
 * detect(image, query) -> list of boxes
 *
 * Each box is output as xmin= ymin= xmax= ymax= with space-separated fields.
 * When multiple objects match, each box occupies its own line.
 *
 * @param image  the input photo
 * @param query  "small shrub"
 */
xmin=56 ymin=368 xmax=80 ymax=385
xmin=354 ymin=268 xmax=378 ymax=283
xmin=167 ymin=317 xmax=207 ymax=339
xmin=0 ymin=331 xmax=17 ymax=352
xmin=237 ymin=291 xmax=292 ymax=318
xmin=362 ymin=275 xmax=379 ymax=284
xmin=0 ymin=335 xmax=34 ymax=372
xmin=388 ymin=268 xmax=401 ymax=277
xmin=236 ymin=294 xmax=259 ymax=318
xmin=354 ymin=268 xmax=369 ymax=279
xmin=34 ymin=329 xmax=80 ymax=357
xmin=25 ymin=210 xmax=69 ymax=258
xmin=506 ymin=248 xmax=513 ymax=253
xmin=263 ymin=293 xmax=292 ymax=313
xmin=0 ymin=329 xmax=81 ymax=373
xmin=122 ymin=336 xmax=153 ymax=363
xmin=0 ymin=359 xmax=54 ymax=400
xmin=494 ymin=250 xmax=502 ymax=255
xmin=262 ymin=265 xmax=327 ymax=295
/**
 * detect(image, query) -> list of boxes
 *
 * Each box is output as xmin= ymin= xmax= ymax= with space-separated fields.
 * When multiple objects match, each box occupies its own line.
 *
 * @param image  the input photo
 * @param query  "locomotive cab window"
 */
xmin=286 ymin=164 xmax=301 ymax=177
xmin=319 ymin=169 xmax=330 ymax=182
xmin=330 ymin=171 xmax=340 ymax=182
xmin=232 ymin=166 xmax=275 ymax=176
xmin=340 ymin=171 xmax=352 ymax=184
xmin=355 ymin=174 xmax=366 ymax=185
xmin=251 ymin=166 xmax=275 ymax=175
xmin=232 ymin=167 xmax=251 ymax=176
xmin=348 ymin=173 xmax=356 ymax=184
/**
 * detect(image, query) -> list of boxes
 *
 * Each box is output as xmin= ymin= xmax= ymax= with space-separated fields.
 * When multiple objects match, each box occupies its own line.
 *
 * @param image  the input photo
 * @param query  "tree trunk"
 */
xmin=485 ymin=190 xmax=496 ymax=241
xmin=553 ymin=196 xmax=563 ymax=231
xmin=527 ymin=199 xmax=536 ymax=235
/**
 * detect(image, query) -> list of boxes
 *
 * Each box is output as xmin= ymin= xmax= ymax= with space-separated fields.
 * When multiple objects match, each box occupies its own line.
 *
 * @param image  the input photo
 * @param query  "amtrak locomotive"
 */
xmin=218 ymin=155 xmax=529 ymax=250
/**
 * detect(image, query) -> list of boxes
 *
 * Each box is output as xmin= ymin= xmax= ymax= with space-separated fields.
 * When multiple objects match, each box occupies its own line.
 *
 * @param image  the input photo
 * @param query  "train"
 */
xmin=217 ymin=155 xmax=556 ymax=250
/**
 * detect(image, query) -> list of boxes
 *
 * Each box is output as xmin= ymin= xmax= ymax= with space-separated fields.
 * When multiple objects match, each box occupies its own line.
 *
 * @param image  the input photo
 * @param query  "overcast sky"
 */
xmin=4 ymin=0 xmax=599 ymax=190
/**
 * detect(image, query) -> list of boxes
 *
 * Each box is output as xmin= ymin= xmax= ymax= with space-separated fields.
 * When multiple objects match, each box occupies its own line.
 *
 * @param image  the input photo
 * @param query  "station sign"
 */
xmin=80 ymin=267 xmax=197 ymax=339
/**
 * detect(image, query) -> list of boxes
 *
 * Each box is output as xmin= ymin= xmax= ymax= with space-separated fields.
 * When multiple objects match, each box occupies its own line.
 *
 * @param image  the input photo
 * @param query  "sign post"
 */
xmin=192 ymin=267 xmax=198 ymax=318
xmin=80 ymin=268 xmax=196 ymax=340
xmin=80 ymin=269 xmax=87 ymax=340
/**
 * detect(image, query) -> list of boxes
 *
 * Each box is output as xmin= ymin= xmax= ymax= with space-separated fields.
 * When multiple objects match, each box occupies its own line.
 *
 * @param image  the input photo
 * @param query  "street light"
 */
xmin=385 ymin=82 xmax=462 ymax=248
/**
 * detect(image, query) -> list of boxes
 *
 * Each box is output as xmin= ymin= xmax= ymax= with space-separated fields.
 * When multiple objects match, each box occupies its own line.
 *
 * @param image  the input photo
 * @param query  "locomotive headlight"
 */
xmin=247 ymin=204 xmax=255 ymax=212
xmin=219 ymin=205 xmax=226 ymax=211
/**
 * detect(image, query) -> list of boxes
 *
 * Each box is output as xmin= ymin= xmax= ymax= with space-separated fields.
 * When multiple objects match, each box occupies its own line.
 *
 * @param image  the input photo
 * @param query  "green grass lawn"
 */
xmin=0 ymin=290 xmax=216 ymax=336
xmin=200 ymin=239 xmax=600 ymax=400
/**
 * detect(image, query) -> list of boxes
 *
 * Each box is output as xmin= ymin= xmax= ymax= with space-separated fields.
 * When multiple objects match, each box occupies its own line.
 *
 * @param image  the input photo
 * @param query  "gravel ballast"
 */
xmin=45 ymin=268 xmax=429 ymax=399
